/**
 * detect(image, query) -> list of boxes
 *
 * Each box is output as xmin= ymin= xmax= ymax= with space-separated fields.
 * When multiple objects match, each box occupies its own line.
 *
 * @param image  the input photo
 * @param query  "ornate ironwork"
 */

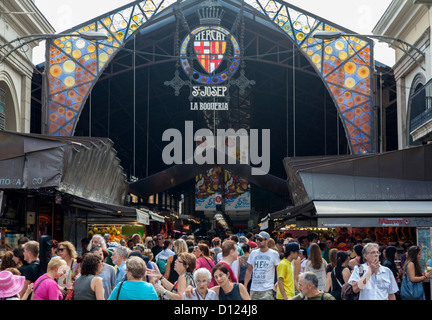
xmin=43 ymin=0 xmax=376 ymax=154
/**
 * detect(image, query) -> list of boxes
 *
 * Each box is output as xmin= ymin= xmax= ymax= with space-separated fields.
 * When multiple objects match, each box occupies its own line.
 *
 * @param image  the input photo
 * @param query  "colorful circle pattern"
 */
xmin=250 ymin=0 xmax=375 ymax=154
xmin=46 ymin=0 xmax=166 ymax=136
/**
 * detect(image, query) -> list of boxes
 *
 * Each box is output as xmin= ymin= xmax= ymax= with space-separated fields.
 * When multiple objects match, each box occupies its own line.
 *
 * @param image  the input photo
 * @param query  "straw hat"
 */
xmin=0 ymin=270 xmax=25 ymax=299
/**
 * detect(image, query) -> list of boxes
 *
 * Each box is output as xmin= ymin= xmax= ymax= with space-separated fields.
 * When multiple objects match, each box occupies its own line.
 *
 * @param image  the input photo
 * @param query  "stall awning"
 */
xmin=315 ymin=200 xmax=432 ymax=227
xmin=314 ymin=201 xmax=432 ymax=216
xmin=270 ymin=199 xmax=432 ymax=228
xmin=0 ymin=130 xmax=128 ymax=206
xmin=284 ymin=144 xmax=432 ymax=206
xmin=146 ymin=210 xmax=165 ymax=222
xmin=69 ymin=197 xmax=150 ymax=225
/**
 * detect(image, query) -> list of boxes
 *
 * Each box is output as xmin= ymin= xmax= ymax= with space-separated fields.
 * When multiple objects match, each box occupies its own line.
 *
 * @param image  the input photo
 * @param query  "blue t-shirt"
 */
xmin=108 ymin=281 xmax=158 ymax=300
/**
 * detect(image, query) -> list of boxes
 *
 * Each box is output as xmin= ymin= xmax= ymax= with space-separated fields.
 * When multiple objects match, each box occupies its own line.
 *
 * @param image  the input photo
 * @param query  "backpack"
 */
xmin=341 ymin=264 xmax=364 ymax=300
xmin=301 ymin=292 xmax=330 ymax=300
xmin=157 ymin=258 xmax=168 ymax=274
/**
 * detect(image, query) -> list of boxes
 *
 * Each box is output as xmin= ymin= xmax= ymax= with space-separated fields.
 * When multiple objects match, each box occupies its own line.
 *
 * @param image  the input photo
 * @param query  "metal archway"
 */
xmin=43 ymin=0 xmax=376 ymax=154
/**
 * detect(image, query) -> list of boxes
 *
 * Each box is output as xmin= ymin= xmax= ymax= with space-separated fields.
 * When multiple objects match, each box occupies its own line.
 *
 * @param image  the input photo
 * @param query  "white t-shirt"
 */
xmin=247 ymin=248 xmax=280 ymax=291
xmin=216 ymin=252 xmax=239 ymax=280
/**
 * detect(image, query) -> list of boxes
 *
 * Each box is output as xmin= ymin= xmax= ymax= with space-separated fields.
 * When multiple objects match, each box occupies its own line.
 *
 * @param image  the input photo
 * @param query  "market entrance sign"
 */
xmin=164 ymin=1 xmax=255 ymax=111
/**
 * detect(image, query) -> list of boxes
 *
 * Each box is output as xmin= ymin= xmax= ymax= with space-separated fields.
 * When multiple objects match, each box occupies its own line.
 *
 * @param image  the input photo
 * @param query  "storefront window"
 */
xmin=0 ymin=191 xmax=25 ymax=249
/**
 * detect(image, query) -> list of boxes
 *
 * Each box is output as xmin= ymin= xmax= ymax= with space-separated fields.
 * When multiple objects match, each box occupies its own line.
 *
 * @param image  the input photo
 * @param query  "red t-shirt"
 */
xmin=209 ymin=262 xmax=238 ymax=288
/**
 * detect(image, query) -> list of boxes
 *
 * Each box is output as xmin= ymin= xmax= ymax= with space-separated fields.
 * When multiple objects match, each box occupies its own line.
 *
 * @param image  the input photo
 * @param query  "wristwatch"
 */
xmin=163 ymin=290 xmax=167 ymax=295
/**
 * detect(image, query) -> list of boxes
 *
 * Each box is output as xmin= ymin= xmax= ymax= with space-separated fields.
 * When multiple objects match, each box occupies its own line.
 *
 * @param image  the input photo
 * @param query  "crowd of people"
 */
xmin=0 ymin=230 xmax=429 ymax=301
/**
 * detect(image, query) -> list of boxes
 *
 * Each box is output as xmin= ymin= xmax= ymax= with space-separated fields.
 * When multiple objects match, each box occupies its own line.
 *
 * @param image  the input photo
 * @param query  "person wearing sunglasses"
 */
xmin=244 ymin=231 xmax=280 ymax=300
xmin=57 ymin=241 xmax=79 ymax=299
xmin=150 ymin=252 xmax=197 ymax=300
xmin=151 ymin=234 xmax=165 ymax=259
xmin=348 ymin=242 xmax=399 ymax=300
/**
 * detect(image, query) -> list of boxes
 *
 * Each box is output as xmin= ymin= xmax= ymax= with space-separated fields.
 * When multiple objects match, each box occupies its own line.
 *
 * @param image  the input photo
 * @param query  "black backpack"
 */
xmin=341 ymin=264 xmax=364 ymax=300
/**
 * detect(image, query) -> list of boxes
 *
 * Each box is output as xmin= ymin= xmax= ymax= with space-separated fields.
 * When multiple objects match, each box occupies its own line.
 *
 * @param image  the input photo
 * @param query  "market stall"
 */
xmin=0 ymin=130 xmax=129 ymax=250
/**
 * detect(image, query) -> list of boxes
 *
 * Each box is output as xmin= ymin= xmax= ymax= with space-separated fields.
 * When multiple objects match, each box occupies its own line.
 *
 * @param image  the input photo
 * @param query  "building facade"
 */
xmin=373 ymin=0 xmax=432 ymax=148
xmin=0 ymin=0 xmax=54 ymax=132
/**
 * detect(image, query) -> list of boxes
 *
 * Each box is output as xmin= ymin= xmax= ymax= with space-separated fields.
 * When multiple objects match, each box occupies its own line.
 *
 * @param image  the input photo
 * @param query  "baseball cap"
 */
xmin=255 ymin=231 xmax=270 ymax=240
xmin=285 ymin=242 xmax=300 ymax=254
xmin=239 ymin=236 xmax=248 ymax=243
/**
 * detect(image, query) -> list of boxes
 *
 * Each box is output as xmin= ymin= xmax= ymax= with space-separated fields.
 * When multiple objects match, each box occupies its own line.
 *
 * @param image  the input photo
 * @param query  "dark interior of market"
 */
xmin=28 ymin=0 xmax=398 ymax=234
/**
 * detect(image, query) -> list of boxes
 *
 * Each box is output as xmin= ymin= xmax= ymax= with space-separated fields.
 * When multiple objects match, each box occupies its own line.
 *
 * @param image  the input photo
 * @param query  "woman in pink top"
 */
xmin=32 ymin=257 xmax=66 ymax=300
xmin=194 ymin=244 xmax=215 ymax=273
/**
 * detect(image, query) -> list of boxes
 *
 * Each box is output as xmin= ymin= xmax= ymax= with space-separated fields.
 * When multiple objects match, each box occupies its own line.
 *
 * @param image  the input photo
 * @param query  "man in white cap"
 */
xmin=244 ymin=231 xmax=280 ymax=300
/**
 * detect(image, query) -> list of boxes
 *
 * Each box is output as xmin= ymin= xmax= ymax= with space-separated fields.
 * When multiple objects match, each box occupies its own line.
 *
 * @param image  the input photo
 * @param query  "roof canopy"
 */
xmin=0 ymin=130 xmax=128 ymax=205
xmin=284 ymin=144 xmax=432 ymax=206
xmin=271 ymin=144 xmax=432 ymax=225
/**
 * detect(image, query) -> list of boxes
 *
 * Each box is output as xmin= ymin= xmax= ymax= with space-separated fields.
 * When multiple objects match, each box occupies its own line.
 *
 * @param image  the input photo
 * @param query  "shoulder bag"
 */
xmin=64 ymin=280 xmax=75 ymax=300
xmin=31 ymin=276 xmax=50 ymax=300
xmin=400 ymin=265 xmax=424 ymax=300
xmin=116 ymin=281 xmax=125 ymax=300
xmin=341 ymin=264 xmax=363 ymax=300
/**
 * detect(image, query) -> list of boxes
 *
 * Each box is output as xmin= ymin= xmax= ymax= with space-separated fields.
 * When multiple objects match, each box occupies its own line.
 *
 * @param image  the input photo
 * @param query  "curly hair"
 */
xmin=0 ymin=251 xmax=17 ymax=270
xmin=58 ymin=241 xmax=78 ymax=259
xmin=80 ymin=253 xmax=102 ymax=276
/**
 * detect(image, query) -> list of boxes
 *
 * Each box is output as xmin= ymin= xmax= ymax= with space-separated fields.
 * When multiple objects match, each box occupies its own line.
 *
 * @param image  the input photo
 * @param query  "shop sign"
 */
xmin=378 ymin=218 xmax=409 ymax=226
xmin=136 ymin=209 xmax=149 ymax=225
xmin=121 ymin=225 xmax=144 ymax=237
xmin=319 ymin=217 xmax=432 ymax=228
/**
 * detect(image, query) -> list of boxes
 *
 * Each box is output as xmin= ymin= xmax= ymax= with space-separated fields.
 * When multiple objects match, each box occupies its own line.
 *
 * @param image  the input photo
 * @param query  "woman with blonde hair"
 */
xmin=57 ymin=241 xmax=79 ymax=298
xmin=304 ymin=243 xmax=327 ymax=291
xmin=32 ymin=257 xmax=66 ymax=300
xmin=164 ymin=239 xmax=188 ymax=283
xmin=144 ymin=236 xmax=155 ymax=250
xmin=268 ymin=238 xmax=277 ymax=251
